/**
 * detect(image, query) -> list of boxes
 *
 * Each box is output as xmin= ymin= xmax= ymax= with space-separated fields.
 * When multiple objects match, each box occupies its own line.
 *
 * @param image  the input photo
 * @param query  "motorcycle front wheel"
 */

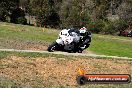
xmin=47 ymin=42 xmax=58 ymax=52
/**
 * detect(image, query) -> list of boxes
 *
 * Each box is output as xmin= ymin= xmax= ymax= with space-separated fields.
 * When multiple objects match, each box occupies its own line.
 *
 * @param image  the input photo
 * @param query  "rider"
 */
xmin=78 ymin=27 xmax=92 ymax=52
xmin=67 ymin=27 xmax=91 ymax=53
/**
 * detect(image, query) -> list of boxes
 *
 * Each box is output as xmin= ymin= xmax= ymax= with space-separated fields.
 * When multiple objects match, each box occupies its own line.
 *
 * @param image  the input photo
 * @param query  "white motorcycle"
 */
xmin=47 ymin=29 xmax=80 ymax=53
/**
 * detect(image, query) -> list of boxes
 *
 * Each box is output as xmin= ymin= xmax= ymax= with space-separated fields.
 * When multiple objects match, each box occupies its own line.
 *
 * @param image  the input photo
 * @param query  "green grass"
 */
xmin=89 ymin=34 xmax=132 ymax=58
xmin=0 ymin=22 xmax=132 ymax=58
xmin=0 ymin=51 xmax=73 ymax=60
xmin=0 ymin=77 xmax=22 ymax=88
xmin=0 ymin=75 xmax=53 ymax=88
xmin=0 ymin=22 xmax=59 ymax=45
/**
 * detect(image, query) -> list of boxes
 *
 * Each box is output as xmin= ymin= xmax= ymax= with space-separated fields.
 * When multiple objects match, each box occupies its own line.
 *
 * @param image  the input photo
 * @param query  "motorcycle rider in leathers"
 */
xmin=68 ymin=27 xmax=91 ymax=53
xmin=78 ymin=27 xmax=91 ymax=52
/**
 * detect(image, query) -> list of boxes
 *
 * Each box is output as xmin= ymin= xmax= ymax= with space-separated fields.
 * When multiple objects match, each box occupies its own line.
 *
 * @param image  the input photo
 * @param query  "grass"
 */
xmin=0 ymin=22 xmax=59 ymax=42
xmin=0 ymin=75 xmax=53 ymax=88
xmin=0 ymin=22 xmax=132 ymax=88
xmin=0 ymin=51 xmax=131 ymax=61
xmin=89 ymin=34 xmax=132 ymax=58
xmin=0 ymin=77 xmax=131 ymax=88
xmin=0 ymin=76 xmax=22 ymax=88
xmin=0 ymin=51 xmax=73 ymax=60
xmin=85 ymin=83 xmax=132 ymax=88
xmin=0 ymin=22 xmax=59 ymax=50
xmin=0 ymin=51 xmax=132 ymax=88
xmin=0 ymin=22 xmax=132 ymax=58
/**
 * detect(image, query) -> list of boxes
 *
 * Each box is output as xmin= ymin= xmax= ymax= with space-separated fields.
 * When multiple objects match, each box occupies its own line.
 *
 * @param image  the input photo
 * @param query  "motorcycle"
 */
xmin=47 ymin=29 xmax=81 ymax=53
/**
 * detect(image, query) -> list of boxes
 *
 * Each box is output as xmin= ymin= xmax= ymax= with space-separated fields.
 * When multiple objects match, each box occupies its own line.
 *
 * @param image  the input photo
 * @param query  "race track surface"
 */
xmin=0 ymin=49 xmax=132 ymax=60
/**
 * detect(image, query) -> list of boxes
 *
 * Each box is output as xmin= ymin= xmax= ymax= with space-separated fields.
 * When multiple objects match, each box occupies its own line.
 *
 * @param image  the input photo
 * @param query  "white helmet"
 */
xmin=79 ymin=27 xmax=87 ymax=36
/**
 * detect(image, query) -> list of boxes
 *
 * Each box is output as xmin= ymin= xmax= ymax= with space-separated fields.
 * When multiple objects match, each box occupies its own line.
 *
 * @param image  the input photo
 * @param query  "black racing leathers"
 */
xmin=79 ymin=31 xmax=91 ymax=51
xmin=68 ymin=28 xmax=91 ymax=52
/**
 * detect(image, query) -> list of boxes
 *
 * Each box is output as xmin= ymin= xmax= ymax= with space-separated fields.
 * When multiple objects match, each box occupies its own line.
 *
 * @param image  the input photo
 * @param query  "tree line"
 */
xmin=0 ymin=0 xmax=131 ymax=35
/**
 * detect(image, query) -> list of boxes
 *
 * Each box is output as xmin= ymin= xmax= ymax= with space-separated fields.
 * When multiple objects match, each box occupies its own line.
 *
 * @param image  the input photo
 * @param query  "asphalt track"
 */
xmin=0 ymin=49 xmax=132 ymax=60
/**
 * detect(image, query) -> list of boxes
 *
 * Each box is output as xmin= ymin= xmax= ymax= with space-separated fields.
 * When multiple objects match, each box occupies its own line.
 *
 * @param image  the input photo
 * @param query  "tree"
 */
xmin=92 ymin=0 xmax=111 ymax=20
xmin=59 ymin=0 xmax=94 ymax=28
xmin=29 ymin=0 xmax=61 ymax=27
xmin=10 ymin=8 xmax=27 ymax=24
xmin=116 ymin=0 xmax=132 ymax=27
xmin=0 ymin=0 xmax=19 ymax=21
xmin=91 ymin=0 xmax=129 ymax=34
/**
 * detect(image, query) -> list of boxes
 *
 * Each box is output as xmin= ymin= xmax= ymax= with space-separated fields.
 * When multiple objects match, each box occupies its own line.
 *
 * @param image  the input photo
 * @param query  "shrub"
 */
xmin=94 ymin=20 xmax=104 ymax=33
xmin=113 ymin=19 xmax=128 ymax=32
xmin=95 ymin=19 xmax=117 ymax=35
xmin=103 ymin=21 xmax=116 ymax=35
xmin=17 ymin=17 xmax=27 ymax=25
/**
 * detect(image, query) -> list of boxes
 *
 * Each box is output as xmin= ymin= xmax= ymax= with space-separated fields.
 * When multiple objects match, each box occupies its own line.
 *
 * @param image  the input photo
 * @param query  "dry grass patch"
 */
xmin=0 ymin=56 xmax=132 ymax=87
